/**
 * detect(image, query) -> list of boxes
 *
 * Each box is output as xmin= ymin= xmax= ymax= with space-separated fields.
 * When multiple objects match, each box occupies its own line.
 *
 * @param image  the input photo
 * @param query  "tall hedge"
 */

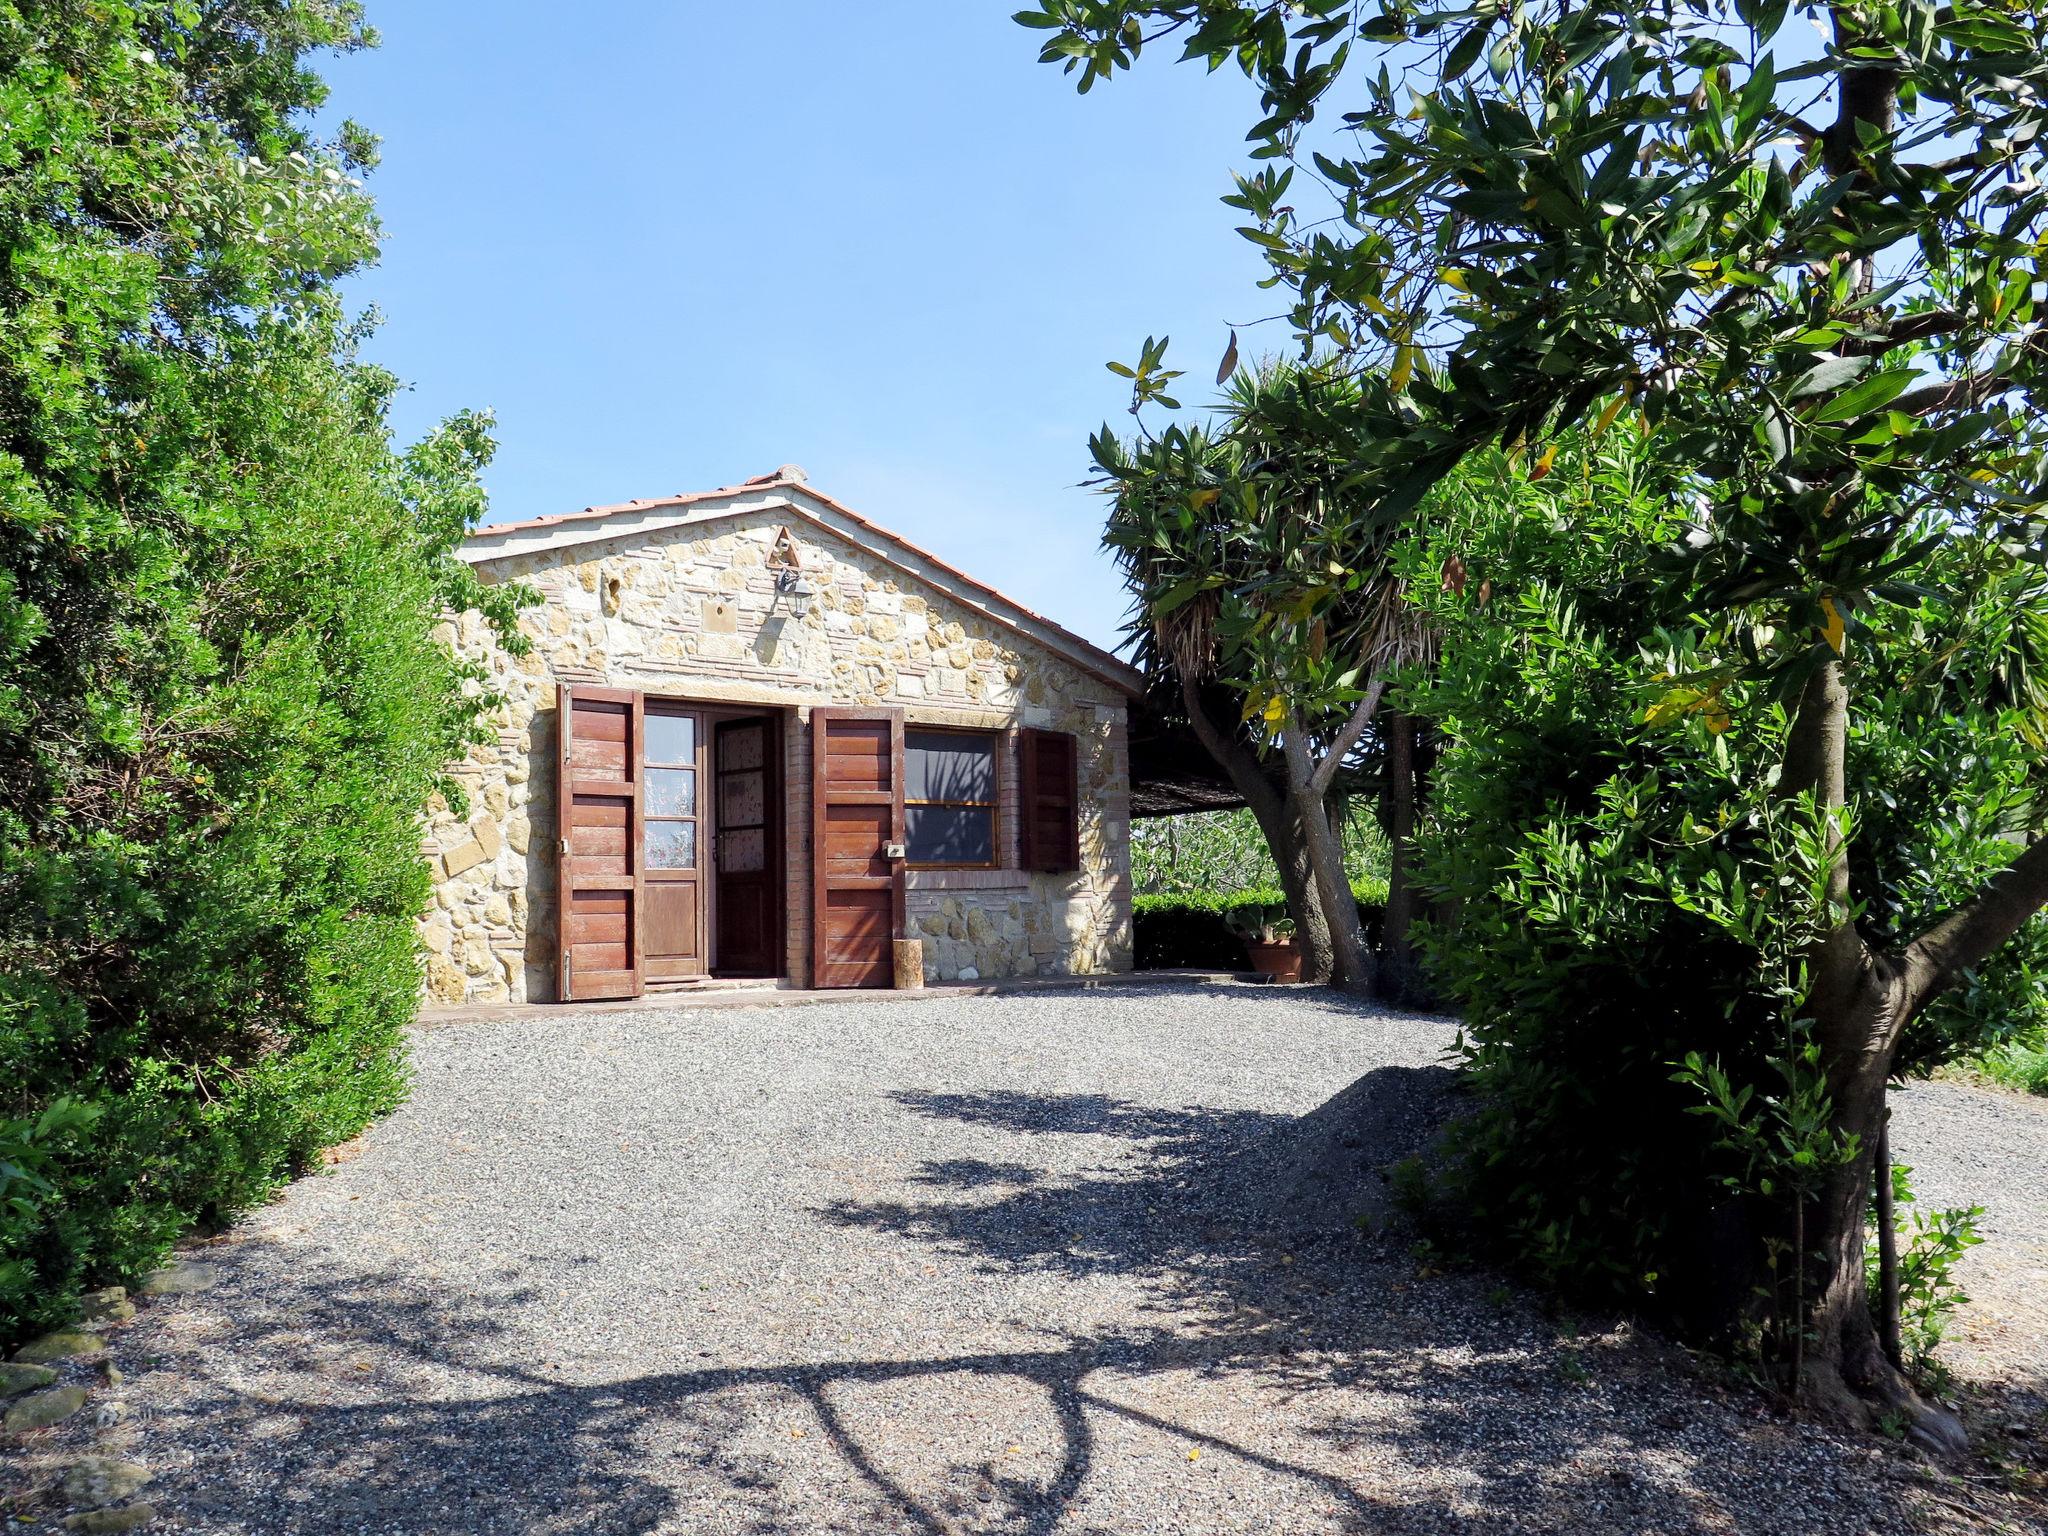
xmin=0 ymin=2 xmax=521 ymax=1345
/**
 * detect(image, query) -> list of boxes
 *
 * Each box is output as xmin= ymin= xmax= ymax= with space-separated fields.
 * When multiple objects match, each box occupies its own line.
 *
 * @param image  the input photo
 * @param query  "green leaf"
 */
xmin=1810 ymin=367 xmax=1920 ymax=423
xmin=1444 ymin=22 xmax=1491 ymax=79
xmin=1788 ymin=354 xmax=1870 ymax=399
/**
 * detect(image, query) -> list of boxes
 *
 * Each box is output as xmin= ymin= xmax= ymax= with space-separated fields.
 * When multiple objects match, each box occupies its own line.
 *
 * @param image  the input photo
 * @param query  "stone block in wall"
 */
xmin=471 ymin=816 xmax=502 ymax=860
xmin=426 ymin=955 xmax=467 ymax=1004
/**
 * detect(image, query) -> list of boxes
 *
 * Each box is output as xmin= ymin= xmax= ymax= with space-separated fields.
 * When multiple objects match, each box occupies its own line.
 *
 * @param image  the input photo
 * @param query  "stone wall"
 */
xmin=420 ymin=510 xmax=1134 ymax=1004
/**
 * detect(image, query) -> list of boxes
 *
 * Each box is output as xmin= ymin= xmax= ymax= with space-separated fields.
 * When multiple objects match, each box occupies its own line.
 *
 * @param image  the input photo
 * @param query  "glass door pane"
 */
xmin=647 ymin=767 xmax=697 ymax=817
xmin=646 ymin=820 xmax=697 ymax=870
xmin=645 ymin=712 xmax=697 ymax=765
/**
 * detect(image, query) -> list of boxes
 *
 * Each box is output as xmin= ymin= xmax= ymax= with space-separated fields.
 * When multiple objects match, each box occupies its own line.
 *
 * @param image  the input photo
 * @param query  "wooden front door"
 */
xmin=714 ymin=717 xmax=777 ymax=976
xmin=810 ymin=708 xmax=905 ymax=989
xmin=556 ymin=684 xmax=644 ymax=1001
xmin=642 ymin=706 xmax=708 ymax=983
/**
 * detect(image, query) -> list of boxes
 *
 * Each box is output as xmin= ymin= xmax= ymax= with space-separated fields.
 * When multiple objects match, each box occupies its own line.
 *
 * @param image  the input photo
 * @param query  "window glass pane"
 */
xmin=906 ymin=805 xmax=993 ymax=865
xmin=719 ymin=723 xmax=765 ymax=771
xmin=905 ymin=731 xmax=995 ymax=804
xmin=720 ymin=769 xmax=765 ymax=827
xmin=720 ymin=827 xmax=766 ymax=873
xmin=646 ymin=767 xmax=696 ymax=817
xmin=645 ymin=712 xmax=696 ymax=765
xmin=646 ymin=821 xmax=696 ymax=870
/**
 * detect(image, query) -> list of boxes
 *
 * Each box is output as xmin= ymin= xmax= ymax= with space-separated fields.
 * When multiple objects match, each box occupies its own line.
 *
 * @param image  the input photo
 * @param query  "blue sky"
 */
xmin=321 ymin=5 xmax=1274 ymax=652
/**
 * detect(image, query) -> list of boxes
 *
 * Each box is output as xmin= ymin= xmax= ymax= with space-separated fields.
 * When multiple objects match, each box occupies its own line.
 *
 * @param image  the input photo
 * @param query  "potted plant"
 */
xmin=1225 ymin=902 xmax=1301 ymax=982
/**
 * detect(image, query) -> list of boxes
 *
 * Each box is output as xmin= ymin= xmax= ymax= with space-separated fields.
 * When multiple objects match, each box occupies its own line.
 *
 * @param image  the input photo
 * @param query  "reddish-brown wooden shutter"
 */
xmin=1019 ymin=728 xmax=1080 ymax=873
xmin=556 ymin=683 xmax=645 ymax=1001
xmin=810 ymin=708 xmax=905 ymax=988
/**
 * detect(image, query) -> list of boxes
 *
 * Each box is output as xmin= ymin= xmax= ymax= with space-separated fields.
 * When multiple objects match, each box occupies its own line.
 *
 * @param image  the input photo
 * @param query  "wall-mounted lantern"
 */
xmin=767 ymin=526 xmax=817 ymax=618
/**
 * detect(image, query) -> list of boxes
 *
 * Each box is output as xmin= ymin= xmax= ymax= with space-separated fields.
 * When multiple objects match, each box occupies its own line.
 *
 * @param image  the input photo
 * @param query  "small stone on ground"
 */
xmin=62 ymin=1456 xmax=152 ymax=1509
xmin=138 ymin=1262 xmax=218 ymax=1298
xmin=5 ymin=1383 xmax=91 ymax=1432
xmin=12 ymin=1330 xmax=103 ymax=1365
xmin=75 ymin=1288 xmax=135 ymax=1326
xmin=0 ymin=1361 xmax=58 ymax=1397
xmin=63 ymin=1505 xmax=158 ymax=1533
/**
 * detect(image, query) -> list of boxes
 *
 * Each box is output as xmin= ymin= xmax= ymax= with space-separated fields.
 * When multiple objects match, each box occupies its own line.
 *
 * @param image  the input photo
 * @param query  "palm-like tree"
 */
xmin=1099 ymin=360 xmax=1437 ymax=992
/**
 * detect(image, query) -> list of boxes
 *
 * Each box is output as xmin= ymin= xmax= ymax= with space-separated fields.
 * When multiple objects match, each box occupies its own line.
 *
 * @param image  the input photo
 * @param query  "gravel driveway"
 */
xmin=23 ymin=983 xmax=2048 ymax=1533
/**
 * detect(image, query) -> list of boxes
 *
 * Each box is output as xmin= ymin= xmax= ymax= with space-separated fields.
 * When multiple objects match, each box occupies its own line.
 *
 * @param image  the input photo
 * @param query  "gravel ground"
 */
xmin=1889 ymin=1078 xmax=2048 ymax=1407
xmin=9 ymin=981 xmax=2046 ymax=1535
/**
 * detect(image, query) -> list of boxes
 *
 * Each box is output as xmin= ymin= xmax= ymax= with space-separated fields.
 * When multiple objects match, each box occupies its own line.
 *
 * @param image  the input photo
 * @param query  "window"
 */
xmin=904 ymin=728 xmax=998 ymax=867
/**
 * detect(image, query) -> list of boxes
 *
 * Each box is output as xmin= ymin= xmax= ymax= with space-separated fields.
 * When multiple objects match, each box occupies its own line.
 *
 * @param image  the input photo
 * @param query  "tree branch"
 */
xmin=1177 ymin=669 xmax=1285 ymax=824
xmin=1900 ymin=837 xmax=2048 ymax=1017
xmin=1308 ymin=676 xmax=1389 ymax=800
xmin=1893 ymin=333 xmax=2048 ymax=417
xmin=1841 ymin=308 xmax=1967 ymax=356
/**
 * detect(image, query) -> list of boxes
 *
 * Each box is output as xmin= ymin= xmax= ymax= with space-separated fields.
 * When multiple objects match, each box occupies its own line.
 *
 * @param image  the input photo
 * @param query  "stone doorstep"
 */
xmin=418 ymin=968 xmax=1268 ymax=1026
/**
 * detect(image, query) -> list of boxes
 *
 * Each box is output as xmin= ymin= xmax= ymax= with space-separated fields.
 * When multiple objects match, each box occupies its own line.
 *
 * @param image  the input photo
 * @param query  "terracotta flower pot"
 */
xmin=1245 ymin=938 xmax=1302 ymax=983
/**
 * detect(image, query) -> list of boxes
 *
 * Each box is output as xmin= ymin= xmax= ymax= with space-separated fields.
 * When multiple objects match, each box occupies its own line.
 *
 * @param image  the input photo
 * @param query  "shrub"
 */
xmin=0 ymin=6 xmax=521 ymax=1346
xmin=1867 ymin=1165 xmax=1983 ymax=1386
xmin=1135 ymin=881 xmax=1386 ymax=970
xmin=1970 ymin=1028 xmax=2048 ymax=1097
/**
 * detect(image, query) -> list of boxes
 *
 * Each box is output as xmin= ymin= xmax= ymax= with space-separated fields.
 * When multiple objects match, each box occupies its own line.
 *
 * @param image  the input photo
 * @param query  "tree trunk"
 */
xmin=1777 ymin=657 xmax=1966 ymax=1451
xmin=1378 ymin=709 xmax=1418 ymax=1004
xmin=1283 ymin=718 xmax=1373 ymax=992
xmin=1260 ymin=801 xmax=1336 ymax=984
xmin=1175 ymin=673 xmax=1335 ymax=982
xmin=1797 ymin=1032 xmax=1966 ymax=1452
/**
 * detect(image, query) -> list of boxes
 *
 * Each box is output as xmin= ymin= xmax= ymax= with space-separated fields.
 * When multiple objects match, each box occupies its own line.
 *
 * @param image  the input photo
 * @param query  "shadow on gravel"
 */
xmin=112 ymin=1058 xmax=1957 ymax=1536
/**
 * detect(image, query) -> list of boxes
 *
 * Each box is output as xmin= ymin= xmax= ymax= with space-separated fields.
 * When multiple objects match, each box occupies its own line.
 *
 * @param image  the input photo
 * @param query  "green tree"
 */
xmin=1021 ymin=0 xmax=2048 ymax=1439
xmin=1404 ymin=432 xmax=2043 ymax=1427
xmin=0 ymin=1 xmax=521 ymax=1342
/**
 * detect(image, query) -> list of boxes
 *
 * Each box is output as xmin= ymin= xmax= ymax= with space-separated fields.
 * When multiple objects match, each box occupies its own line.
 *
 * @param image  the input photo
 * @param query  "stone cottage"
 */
xmin=421 ymin=467 xmax=1141 ymax=1005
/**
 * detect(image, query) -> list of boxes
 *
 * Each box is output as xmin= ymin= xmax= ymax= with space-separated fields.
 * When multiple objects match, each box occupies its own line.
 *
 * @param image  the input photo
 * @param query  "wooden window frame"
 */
xmin=903 ymin=725 xmax=1003 ymax=871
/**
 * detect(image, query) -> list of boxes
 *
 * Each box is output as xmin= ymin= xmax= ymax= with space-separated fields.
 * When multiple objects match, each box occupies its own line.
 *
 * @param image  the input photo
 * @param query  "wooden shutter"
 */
xmin=556 ymin=684 xmax=645 ymax=1001
xmin=1019 ymin=728 xmax=1080 ymax=874
xmin=810 ymin=708 xmax=905 ymax=988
